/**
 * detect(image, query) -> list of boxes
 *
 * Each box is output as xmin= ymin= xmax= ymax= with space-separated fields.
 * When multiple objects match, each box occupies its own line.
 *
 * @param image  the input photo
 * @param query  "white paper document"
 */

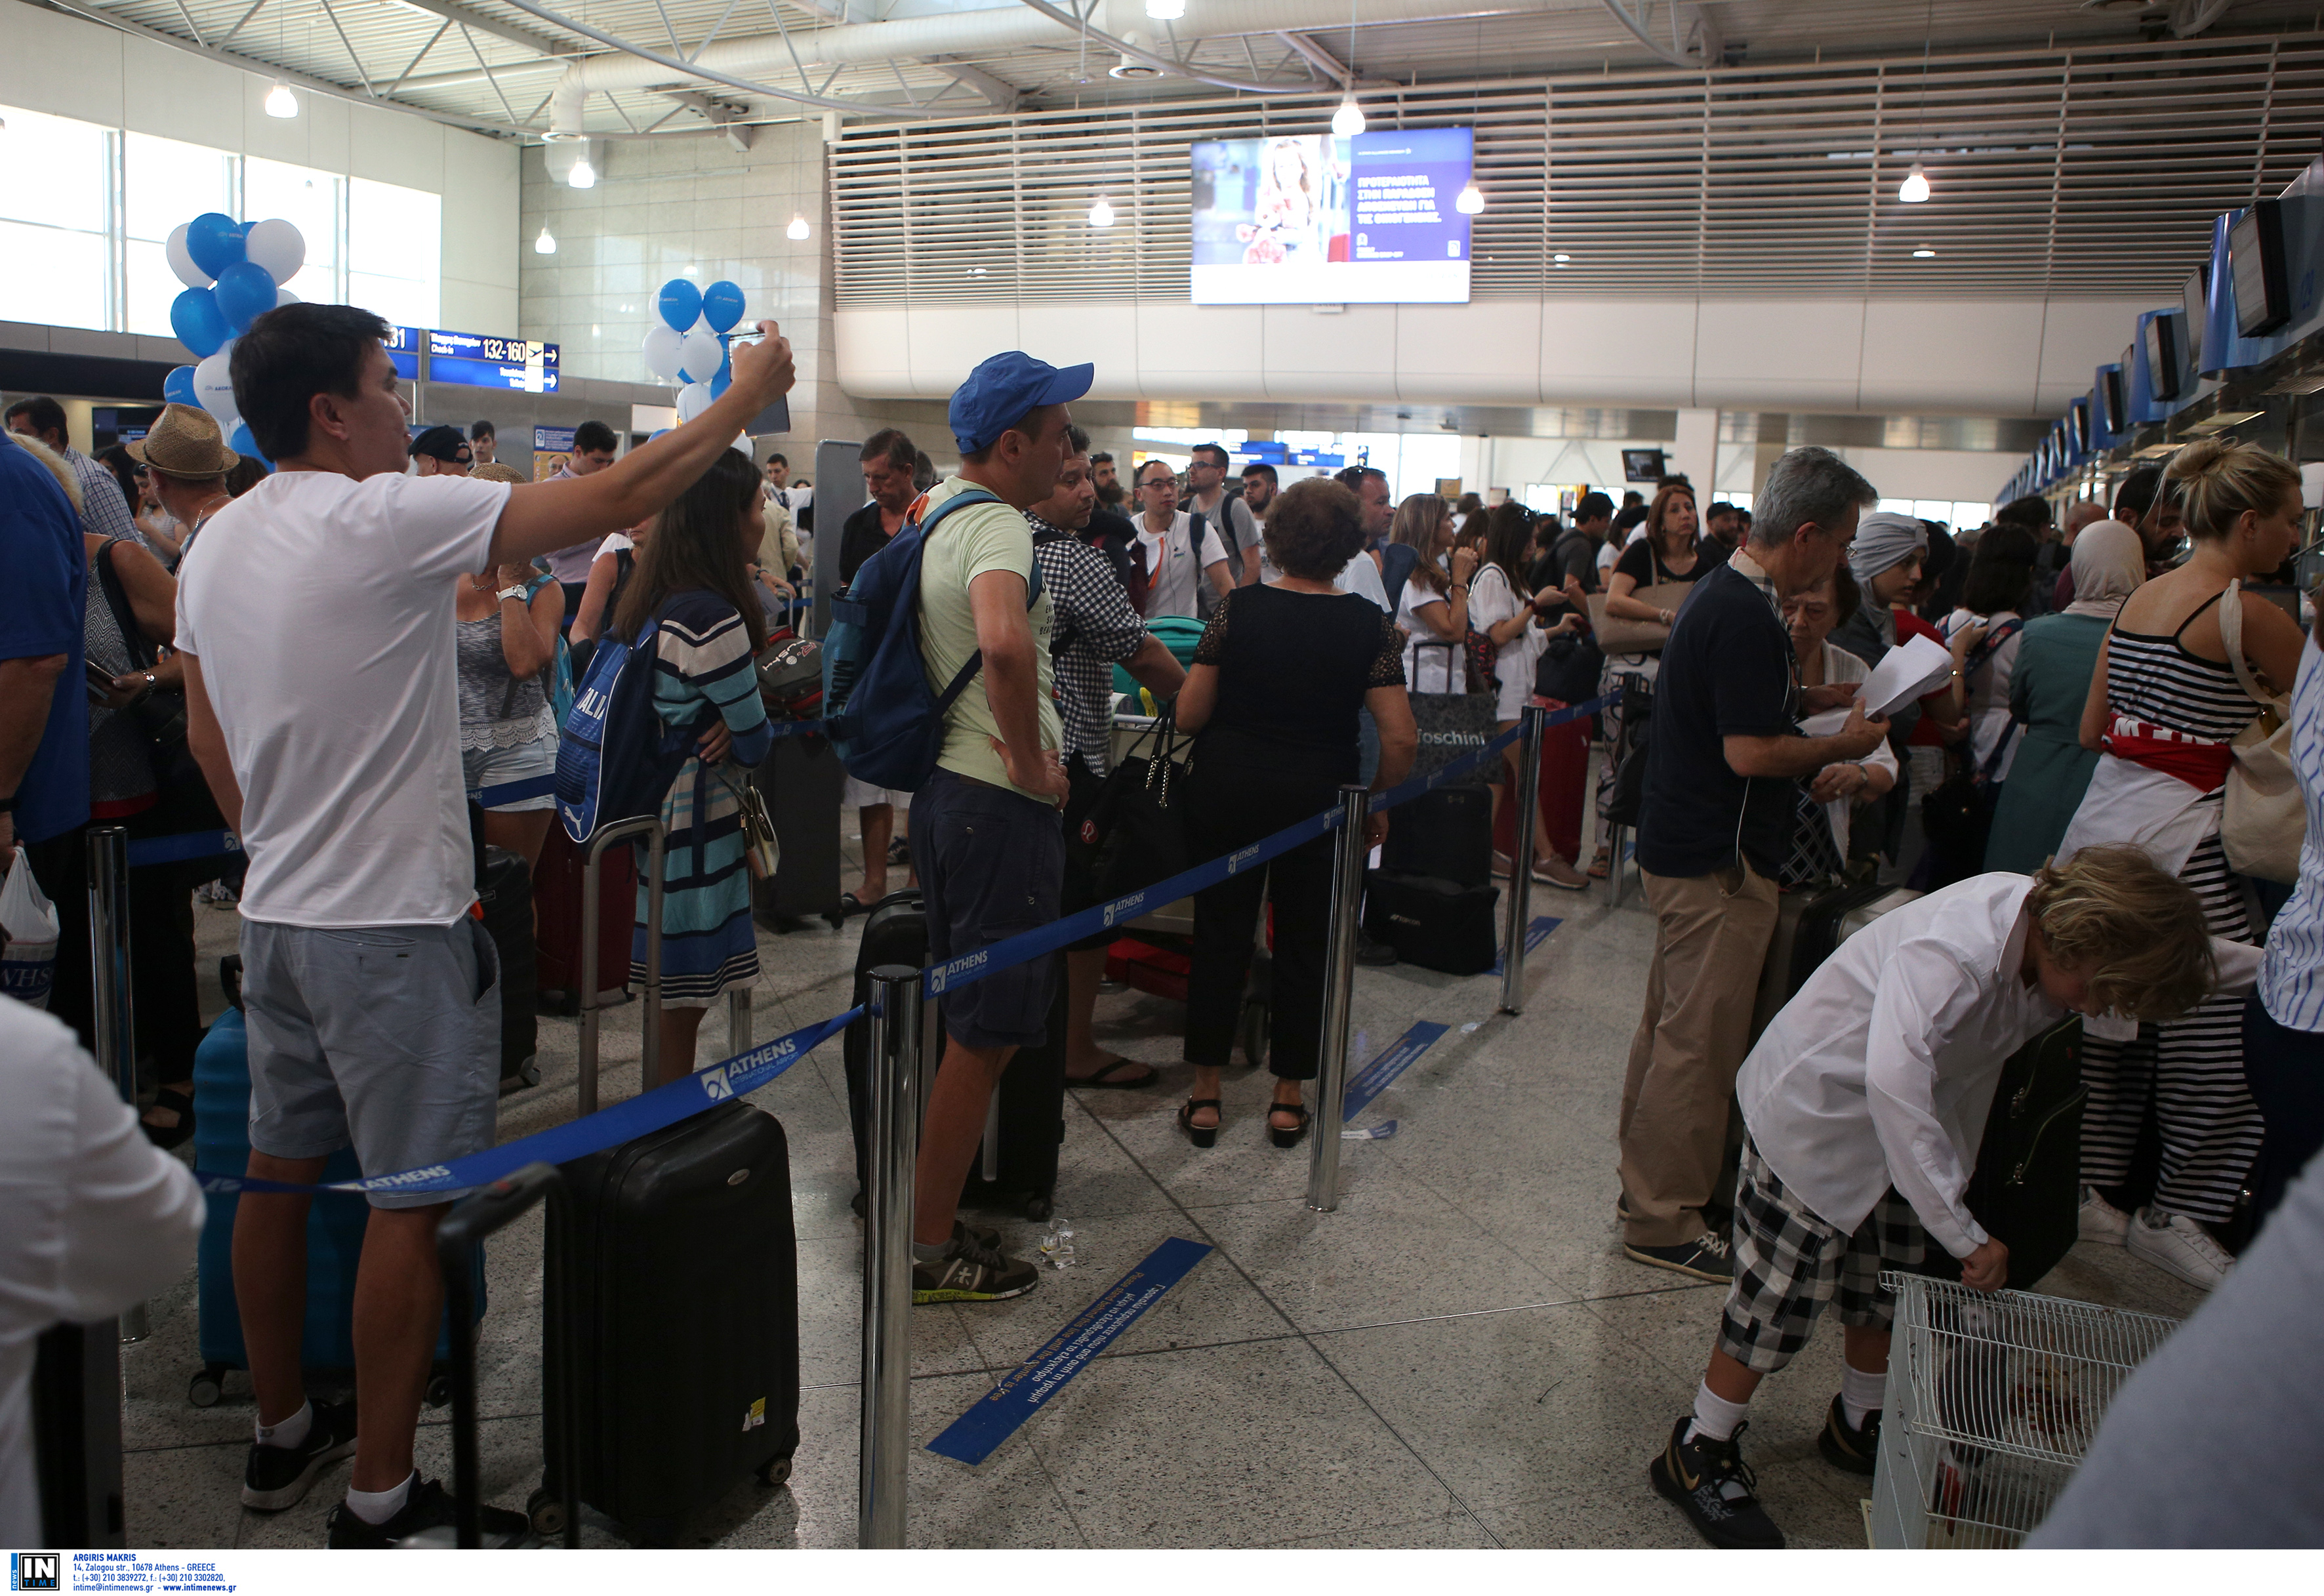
xmin=1858 ymin=633 xmax=1953 ymax=720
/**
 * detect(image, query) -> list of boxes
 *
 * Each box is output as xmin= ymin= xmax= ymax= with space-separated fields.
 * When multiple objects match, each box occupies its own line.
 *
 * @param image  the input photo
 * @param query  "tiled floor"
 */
xmin=123 ymin=834 xmax=2209 ymax=1550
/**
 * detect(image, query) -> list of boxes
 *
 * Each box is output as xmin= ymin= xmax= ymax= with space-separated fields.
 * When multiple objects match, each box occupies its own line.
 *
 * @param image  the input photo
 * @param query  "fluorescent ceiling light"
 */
xmin=1144 ymin=0 xmax=1185 ymax=16
xmin=1912 ymin=247 xmax=1936 ymax=258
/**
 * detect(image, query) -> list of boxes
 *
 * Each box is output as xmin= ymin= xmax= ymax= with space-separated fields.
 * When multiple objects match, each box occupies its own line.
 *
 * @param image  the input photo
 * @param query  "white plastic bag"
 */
xmin=1 ymin=846 xmax=61 ymax=1009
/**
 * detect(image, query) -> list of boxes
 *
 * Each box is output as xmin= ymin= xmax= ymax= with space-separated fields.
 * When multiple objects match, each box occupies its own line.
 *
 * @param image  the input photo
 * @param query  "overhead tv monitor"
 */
xmin=2230 ymin=199 xmax=2291 ymax=338
xmin=91 ymin=405 xmax=163 ymax=450
xmin=2146 ymin=310 xmax=2184 ymax=403
xmin=1621 ymin=447 xmax=1668 ymax=482
xmin=2068 ymin=398 xmax=2090 ymax=456
xmin=1191 ymin=127 xmax=1473 ymax=304
xmin=2098 ymin=362 xmax=2127 ymax=439
xmin=2181 ymin=267 xmax=2209 ymax=376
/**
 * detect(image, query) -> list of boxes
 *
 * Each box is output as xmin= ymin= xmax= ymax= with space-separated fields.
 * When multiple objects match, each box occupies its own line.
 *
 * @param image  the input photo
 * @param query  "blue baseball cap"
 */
xmin=948 ymin=351 xmax=1093 ymax=457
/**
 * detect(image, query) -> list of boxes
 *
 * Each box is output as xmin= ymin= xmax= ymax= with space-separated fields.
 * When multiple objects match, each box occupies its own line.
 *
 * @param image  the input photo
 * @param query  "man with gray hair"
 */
xmin=1618 ymin=445 xmax=1890 ymax=1282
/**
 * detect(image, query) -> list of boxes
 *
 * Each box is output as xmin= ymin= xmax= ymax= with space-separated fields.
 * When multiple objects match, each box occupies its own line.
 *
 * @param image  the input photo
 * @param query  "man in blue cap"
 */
xmin=909 ymin=350 xmax=1088 ymax=1303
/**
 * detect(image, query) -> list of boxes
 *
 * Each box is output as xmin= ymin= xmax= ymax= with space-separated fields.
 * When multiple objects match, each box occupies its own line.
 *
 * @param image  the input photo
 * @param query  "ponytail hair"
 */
xmin=2165 ymin=437 xmax=2300 ymax=545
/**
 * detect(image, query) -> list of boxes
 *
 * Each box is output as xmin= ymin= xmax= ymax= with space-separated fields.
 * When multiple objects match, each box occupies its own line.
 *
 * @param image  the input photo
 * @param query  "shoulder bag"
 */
xmin=1587 ymin=581 xmax=1696 ymax=655
xmin=2219 ymin=577 xmax=2304 ymax=884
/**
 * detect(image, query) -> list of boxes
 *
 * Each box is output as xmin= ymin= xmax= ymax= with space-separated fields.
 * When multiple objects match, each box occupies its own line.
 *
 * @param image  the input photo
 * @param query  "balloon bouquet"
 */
xmin=641 ymin=277 xmax=750 ymax=432
xmin=161 ymin=211 xmax=308 ymax=468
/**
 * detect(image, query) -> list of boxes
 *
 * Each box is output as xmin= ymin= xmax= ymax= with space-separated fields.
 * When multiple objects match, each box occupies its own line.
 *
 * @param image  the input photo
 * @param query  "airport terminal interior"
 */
xmin=6 ymin=0 xmax=2324 ymax=1560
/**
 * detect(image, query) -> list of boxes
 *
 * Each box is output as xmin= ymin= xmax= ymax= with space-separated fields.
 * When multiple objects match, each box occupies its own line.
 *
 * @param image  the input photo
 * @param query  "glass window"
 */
xmin=0 ymin=219 xmax=106 ymax=331
xmin=1953 ymin=501 xmax=1992 ymax=529
xmin=1877 ymin=498 xmax=1918 ymax=516
xmin=348 ymin=177 xmax=440 ymax=328
xmin=245 ymin=157 xmax=341 ymax=305
xmin=0 ymin=105 xmax=108 ymax=233
xmin=122 ymin=132 xmax=237 ymax=337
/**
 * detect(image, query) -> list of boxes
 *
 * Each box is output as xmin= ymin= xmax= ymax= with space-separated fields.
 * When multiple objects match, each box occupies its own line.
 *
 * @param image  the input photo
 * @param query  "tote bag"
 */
xmin=1407 ymin=639 xmax=1498 ymax=788
xmin=2219 ymin=577 xmax=2304 ymax=884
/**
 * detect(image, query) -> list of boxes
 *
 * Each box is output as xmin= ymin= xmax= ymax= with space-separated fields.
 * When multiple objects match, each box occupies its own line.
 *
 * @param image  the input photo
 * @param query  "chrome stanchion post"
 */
xmin=859 ymin=965 xmax=920 ymax=1549
xmin=88 ymin=827 xmax=149 ymax=1344
xmin=1499 ymin=706 xmax=1546 ymax=1015
xmin=727 ymin=984 xmax=752 ymax=1054
xmin=1306 ymin=785 xmax=1371 ymax=1213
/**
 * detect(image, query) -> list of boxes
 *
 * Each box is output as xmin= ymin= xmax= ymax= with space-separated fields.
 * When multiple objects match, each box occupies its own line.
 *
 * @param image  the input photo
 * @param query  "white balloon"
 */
xmin=194 ymin=342 xmax=239 ymax=428
xmin=676 ymin=382 xmax=713 ymax=422
xmin=166 ymin=224 xmax=213 ymax=289
xmin=243 ymin=218 xmax=306 ymax=286
xmin=678 ymin=328 xmax=724 ymax=385
xmin=642 ymin=323 xmax=685 ymax=382
xmin=275 ymin=287 xmax=300 ymax=308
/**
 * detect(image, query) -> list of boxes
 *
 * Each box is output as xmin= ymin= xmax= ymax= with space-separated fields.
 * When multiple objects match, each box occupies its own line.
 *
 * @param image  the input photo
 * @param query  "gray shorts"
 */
xmin=239 ymin=916 xmax=501 ymax=1209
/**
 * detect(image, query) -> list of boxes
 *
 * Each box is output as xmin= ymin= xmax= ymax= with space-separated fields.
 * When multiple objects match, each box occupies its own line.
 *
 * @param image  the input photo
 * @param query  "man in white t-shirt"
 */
xmin=1184 ymin=442 xmax=1263 ymax=588
xmin=1130 ymin=459 xmax=1231 ymax=620
xmin=176 ymin=300 xmax=794 ymax=1548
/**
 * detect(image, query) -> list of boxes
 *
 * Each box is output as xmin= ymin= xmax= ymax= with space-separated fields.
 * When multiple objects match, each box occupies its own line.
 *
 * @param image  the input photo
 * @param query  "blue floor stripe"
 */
xmin=1341 ymin=1021 xmax=1452 ymax=1122
xmin=926 ymin=1238 xmax=1213 ymax=1467
xmin=1489 ymin=914 xmax=1564 ymax=977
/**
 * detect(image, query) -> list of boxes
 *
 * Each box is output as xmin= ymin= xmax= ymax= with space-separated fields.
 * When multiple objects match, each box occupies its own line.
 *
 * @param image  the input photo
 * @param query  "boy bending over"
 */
xmin=1653 ymin=847 xmax=2222 ymax=1548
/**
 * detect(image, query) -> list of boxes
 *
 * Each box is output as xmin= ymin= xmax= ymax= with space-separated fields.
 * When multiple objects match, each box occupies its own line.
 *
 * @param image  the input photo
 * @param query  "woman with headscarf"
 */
xmin=1984 ymin=521 xmax=2146 ymax=874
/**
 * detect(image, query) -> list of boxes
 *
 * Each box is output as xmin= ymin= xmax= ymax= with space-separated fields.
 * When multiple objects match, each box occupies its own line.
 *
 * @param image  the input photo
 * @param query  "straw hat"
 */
xmin=126 ymin=403 xmax=239 ymax=479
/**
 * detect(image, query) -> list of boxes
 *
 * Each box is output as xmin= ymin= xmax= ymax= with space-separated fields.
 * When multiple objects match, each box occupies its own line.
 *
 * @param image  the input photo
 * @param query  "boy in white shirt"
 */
xmin=1651 ymin=847 xmax=2224 ymax=1548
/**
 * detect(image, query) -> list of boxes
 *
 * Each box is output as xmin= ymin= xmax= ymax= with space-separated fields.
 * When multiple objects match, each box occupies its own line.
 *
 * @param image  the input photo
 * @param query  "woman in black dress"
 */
xmin=1173 ymin=479 xmax=1419 ymax=1147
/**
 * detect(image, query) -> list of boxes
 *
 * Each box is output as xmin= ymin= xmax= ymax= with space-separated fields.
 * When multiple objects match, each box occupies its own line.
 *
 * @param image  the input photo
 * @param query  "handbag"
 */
xmin=1912 ymin=1018 xmax=2086 ymax=1290
xmin=718 ymin=768 xmax=781 ymax=882
xmin=1587 ymin=581 xmax=1696 ymax=654
xmin=2218 ymin=577 xmax=2304 ymax=884
xmin=1407 ymin=640 xmax=1498 ymax=787
xmin=1084 ymin=705 xmax=1195 ymax=905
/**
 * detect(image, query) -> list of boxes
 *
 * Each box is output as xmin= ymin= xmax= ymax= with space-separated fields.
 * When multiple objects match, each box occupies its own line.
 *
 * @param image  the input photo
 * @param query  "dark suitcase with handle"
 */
xmin=548 ymin=1101 xmax=800 ymax=1544
xmin=1382 ymin=786 xmax=1494 ymax=890
xmin=478 ymin=846 xmax=539 ymax=1088
xmin=753 ymin=734 xmax=848 ymax=931
xmin=533 ymin=826 xmax=635 ymax=1015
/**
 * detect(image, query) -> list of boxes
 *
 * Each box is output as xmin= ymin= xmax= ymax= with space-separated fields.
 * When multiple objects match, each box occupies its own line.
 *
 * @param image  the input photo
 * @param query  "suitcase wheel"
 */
xmin=424 ymin=1372 xmax=452 ymax=1408
xmin=1022 ymin=1193 xmax=1052 ymax=1223
xmin=525 ymin=1486 xmax=567 ymax=1537
xmin=1238 ymin=998 xmax=1269 ymax=1071
xmin=187 ymin=1365 xmax=227 ymax=1408
xmin=755 ymin=1454 xmax=794 ymax=1488
xmin=821 ymin=909 xmax=847 ymax=930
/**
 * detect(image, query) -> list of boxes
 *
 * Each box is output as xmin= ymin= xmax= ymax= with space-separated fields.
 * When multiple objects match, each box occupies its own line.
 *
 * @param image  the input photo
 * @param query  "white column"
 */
xmin=1672 ymin=408 xmax=1718 ymax=497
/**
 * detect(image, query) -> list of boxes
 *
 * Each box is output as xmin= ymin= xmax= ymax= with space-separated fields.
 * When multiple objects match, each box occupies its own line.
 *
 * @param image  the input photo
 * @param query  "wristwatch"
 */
xmin=496 ymin=584 xmax=527 ymax=603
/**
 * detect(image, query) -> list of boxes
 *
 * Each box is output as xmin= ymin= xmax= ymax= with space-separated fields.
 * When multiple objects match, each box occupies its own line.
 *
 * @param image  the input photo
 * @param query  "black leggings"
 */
xmin=1181 ymin=762 xmax=1340 ymax=1082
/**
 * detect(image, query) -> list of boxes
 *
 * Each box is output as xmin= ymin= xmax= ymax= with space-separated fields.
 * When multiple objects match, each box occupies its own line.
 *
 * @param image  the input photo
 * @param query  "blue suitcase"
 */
xmin=186 ymin=963 xmax=481 ymax=1408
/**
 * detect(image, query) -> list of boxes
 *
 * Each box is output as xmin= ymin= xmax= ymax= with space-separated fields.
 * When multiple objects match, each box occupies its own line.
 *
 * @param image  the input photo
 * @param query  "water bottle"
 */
xmin=1038 ymin=1216 xmax=1078 ymax=1270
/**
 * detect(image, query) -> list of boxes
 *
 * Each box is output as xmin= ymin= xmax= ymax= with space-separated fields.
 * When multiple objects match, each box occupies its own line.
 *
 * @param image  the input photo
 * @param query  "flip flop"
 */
xmin=141 ymin=1086 xmax=197 ymax=1151
xmin=1067 ymin=1055 xmax=1157 ymax=1090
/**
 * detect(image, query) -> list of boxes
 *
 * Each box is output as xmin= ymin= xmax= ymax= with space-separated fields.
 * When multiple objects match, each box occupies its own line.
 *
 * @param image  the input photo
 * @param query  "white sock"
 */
xmin=254 ymin=1399 xmax=312 ymax=1451
xmin=1685 ymin=1381 xmax=1749 ymax=1444
xmin=912 ymin=1239 xmax=949 ymax=1263
xmin=343 ymin=1471 xmax=415 ymax=1526
xmin=1841 ymin=1362 xmax=1886 ymax=1428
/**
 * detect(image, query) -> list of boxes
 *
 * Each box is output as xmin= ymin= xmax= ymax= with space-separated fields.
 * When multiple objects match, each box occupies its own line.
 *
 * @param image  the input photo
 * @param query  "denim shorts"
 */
xmin=913 ymin=767 xmax=1064 ymax=1050
xmin=462 ymin=733 xmax=557 ymax=813
xmin=239 ymin=916 xmax=501 ymax=1208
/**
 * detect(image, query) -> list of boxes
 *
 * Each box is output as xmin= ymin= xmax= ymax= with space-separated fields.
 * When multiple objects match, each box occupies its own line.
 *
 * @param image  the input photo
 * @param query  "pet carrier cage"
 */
xmin=1869 ymin=1272 xmax=2182 ymax=1549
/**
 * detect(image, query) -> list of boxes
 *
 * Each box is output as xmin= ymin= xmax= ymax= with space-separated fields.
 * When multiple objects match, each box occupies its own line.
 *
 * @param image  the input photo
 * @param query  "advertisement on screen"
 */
xmin=1191 ymin=127 xmax=1473 ymax=304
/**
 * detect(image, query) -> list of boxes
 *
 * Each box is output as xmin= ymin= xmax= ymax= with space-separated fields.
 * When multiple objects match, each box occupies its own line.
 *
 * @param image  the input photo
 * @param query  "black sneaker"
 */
xmin=1649 ymin=1416 xmax=1785 ymax=1549
xmin=324 ymin=1477 xmax=531 ymax=1548
xmin=1623 ymin=1231 xmax=1734 ymax=1282
xmin=912 ymin=1232 xmax=1038 ymax=1303
xmin=1816 ymin=1393 xmax=1881 ymax=1477
xmin=953 ymin=1217 xmax=1004 ymax=1253
xmin=241 ymin=1398 xmax=359 ymax=1511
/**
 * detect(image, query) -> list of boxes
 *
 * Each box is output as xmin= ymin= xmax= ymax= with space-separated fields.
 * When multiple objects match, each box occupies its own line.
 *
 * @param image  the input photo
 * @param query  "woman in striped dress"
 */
xmin=606 ymin=448 xmax=775 ymax=1081
xmin=2056 ymin=438 xmax=2307 ymax=1290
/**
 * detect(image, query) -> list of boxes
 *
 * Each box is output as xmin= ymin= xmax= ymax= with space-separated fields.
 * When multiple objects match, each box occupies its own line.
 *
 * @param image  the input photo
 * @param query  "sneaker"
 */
xmin=2078 ymin=1185 xmax=2130 ymax=1246
xmin=953 ymin=1217 xmax=1004 ymax=1253
xmin=912 ymin=1231 xmax=1039 ymax=1303
xmin=1816 ymin=1393 xmax=1881 ymax=1477
xmin=323 ymin=1477 xmax=529 ymax=1549
xmin=1354 ymin=933 xmax=1399 ymax=968
xmin=1649 ymin=1417 xmax=1785 ymax=1549
xmin=197 ymin=880 xmax=239 ymax=908
xmin=2125 ymin=1206 xmax=2233 ymax=1290
xmin=1623 ymin=1231 xmax=1733 ymax=1282
xmin=241 ymin=1399 xmax=359 ymax=1511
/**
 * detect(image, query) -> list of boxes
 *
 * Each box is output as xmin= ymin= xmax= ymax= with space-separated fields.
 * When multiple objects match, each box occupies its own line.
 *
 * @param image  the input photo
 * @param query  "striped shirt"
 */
xmin=648 ymin=589 xmax=773 ymax=767
xmin=2262 ymin=636 xmax=2324 ymax=1031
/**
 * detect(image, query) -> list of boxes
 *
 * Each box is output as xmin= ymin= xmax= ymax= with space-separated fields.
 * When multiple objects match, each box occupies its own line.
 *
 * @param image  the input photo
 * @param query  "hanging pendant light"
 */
xmin=1454 ymin=180 xmax=1484 ymax=215
xmin=264 ymin=81 xmax=298 ymax=118
xmin=1332 ymin=93 xmax=1366 ymax=138
xmin=1088 ymin=196 xmax=1116 ymax=228
xmin=786 ymin=214 xmax=811 ymax=240
xmin=533 ymin=224 xmax=557 ymax=255
xmin=568 ymin=156 xmax=596 ymax=190
xmin=1898 ymin=162 xmax=1930 ymax=203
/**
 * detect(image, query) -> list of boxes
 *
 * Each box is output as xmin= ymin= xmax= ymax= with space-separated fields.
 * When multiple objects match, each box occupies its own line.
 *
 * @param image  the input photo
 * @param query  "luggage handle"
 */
xmin=579 ymin=817 xmax=666 ymax=1115
xmin=435 ymin=1163 xmax=579 ymax=1550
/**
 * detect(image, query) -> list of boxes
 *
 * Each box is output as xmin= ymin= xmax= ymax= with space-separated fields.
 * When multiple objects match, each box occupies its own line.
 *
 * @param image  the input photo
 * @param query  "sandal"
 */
xmin=1586 ymin=851 xmax=1612 ymax=880
xmin=141 ymin=1086 xmax=197 ymax=1151
xmin=1267 ymin=1101 xmax=1311 ymax=1150
xmin=1177 ymin=1097 xmax=1221 ymax=1149
xmin=1067 ymin=1055 xmax=1158 ymax=1090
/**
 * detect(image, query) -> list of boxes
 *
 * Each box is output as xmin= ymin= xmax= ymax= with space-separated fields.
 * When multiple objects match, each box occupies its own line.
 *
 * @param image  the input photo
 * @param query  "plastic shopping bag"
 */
xmin=1 ymin=846 xmax=61 ymax=1008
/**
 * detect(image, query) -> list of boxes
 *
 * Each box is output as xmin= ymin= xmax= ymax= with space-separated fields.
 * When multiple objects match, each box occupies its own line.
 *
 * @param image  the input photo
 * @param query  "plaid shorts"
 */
xmin=1717 ymin=1134 xmax=1927 ymax=1374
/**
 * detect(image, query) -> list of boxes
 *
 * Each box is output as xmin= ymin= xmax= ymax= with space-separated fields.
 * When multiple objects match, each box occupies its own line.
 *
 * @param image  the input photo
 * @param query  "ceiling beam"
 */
xmin=926 ymin=54 xmax=1021 ymax=108
xmin=1274 ymin=31 xmax=1349 ymax=89
xmin=380 ymin=0 xmax=575 ymax=61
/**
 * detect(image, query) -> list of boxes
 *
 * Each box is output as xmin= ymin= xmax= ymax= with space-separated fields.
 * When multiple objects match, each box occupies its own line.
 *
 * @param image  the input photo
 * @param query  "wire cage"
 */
xmin=1869 ymin=1272 xmax=2182 ymax=1549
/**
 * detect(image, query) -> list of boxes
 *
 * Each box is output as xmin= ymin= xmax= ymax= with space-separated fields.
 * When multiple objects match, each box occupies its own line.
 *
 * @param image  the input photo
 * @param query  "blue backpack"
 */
xmin=821 ymin=488 xmax=1042 ymax=792
xmin=554 ymin=615 xmax=709 ymax=843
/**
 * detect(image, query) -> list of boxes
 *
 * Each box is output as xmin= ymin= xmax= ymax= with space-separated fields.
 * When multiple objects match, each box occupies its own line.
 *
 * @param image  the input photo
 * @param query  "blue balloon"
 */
xmin=227 ymin=422 xmax=270 ymax=469
xmin=709 ymin=355 xmax=733 ymax=399
xmin=212 ymin=260 xmax=277 ymax=334
xmin=699 ymin=280 xmax=745 ymax=333
xmin=184 ymin=212 xmax=247 ymax=279
xmin=649 ymin=428 xmax=672 ymax=442
xmin=657 ymin=278 xmax=703 ymax=333
xmin=169 ymin=287 xmax=230 ymax=358
xmin=162 ymin=365 xmax=199 ymax=406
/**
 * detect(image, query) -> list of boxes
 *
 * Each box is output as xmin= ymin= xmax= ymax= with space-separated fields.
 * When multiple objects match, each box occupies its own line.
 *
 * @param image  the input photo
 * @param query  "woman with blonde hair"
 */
xmin=2057 ymin=438 xmax=2307 ymax=1290
xmin=1389 ymin=492 xmax=1477 ymax=693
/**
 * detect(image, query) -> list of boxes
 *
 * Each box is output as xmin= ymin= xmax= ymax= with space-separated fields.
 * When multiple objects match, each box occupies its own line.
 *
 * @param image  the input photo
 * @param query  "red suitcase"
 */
xmin=533 ymin=826 xmax=637 ymax=1015
xmin=1493 ymin=695 xmax=1590 ymax=867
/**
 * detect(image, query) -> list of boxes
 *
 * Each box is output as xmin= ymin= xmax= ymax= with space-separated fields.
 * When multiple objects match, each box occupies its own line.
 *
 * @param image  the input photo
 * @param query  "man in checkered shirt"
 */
xmin=1650 ymin=849 xmax=2224 ymax=1548
xmin=1027 ymin=424 xmax=1186 ymax=1090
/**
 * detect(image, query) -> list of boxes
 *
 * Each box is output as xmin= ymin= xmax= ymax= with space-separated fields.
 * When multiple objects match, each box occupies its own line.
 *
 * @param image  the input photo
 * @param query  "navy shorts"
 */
xmin=914 ymin=766 xmax=1065 ymax=1050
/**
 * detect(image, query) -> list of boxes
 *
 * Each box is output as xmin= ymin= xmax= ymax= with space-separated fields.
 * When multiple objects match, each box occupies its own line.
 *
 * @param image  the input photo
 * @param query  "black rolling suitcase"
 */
xmin=753 ymin=735 xmax=848 ymax=931
xmin=1381 ymin=785 xmax=1494 ymax=888
xmin=547 ymin=1103 xmax=800 ymax=1543
xmin=478 ymin=846 xmax=539 ymax=1090
xmin=1749 ymin=874 xmax=1890 ymax=1041
xmin=841 ymin=889 xmax=1067 ymax=1219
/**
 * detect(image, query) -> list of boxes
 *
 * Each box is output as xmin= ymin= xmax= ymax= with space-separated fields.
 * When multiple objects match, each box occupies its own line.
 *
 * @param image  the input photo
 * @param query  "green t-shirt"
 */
xmin=915 ymin=476 xmax=1061 ymax=800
